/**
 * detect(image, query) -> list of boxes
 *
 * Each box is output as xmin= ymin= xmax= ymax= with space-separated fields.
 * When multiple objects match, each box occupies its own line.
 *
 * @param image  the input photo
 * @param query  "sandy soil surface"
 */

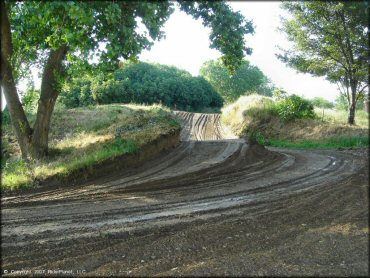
xmin=1 ymin=112 xmax=369 ymax=277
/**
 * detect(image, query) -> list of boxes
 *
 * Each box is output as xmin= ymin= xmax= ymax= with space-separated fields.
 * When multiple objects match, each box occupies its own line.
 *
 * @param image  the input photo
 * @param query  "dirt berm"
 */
xmin=1 ymin=112 xmax=368 ymax=276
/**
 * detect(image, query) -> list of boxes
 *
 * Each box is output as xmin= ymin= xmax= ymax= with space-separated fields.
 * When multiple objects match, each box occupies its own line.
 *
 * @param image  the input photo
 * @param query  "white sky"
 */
xmin=140 ymin=1 xmax=339 ymax=102
xmin=1 ymin=1 xmax=340 ymax=110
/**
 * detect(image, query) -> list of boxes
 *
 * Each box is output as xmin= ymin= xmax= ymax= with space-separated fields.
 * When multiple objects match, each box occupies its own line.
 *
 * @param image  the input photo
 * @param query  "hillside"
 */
xmin=1 ymin=104 xmax=181 ymax=191
xmin=221 ymin=94 xmax=369 ymax=149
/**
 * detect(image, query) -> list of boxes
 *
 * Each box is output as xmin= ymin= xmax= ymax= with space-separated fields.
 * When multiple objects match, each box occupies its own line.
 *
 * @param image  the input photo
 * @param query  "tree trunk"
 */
xmin=30 ymin=45 xmax=68 ymax=158
xmin=347 ymin=82 xmax=357 ymax=125
xmin=1 ymin=1 xmax=32 ymax=159
xmin=347 ymin=103 xmax=356 ymax=125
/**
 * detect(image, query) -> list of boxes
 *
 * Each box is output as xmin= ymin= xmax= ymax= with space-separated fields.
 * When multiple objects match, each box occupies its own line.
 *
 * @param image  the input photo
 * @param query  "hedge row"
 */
xmin=60 ymin=61 xmax=224 ymax=111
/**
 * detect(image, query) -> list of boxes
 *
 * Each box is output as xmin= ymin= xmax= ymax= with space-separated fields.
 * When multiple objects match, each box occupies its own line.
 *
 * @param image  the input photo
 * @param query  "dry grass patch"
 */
xmin=221 ymin=94 xmax=368 ymax=148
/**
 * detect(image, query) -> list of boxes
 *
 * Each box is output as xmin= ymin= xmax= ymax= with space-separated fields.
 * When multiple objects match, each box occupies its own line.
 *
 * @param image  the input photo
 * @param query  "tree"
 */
xmin=311 ymin=97 xmax=334 ymax=109
xmin=200 ymin=59 xmax=274 ymax=103
xmin=60 ymin=61 xmax=224 ymax=111
xmin=1 ymin=1 xmax=254 ymax=159
xmin=335 ymin=94 xmax=364 ymax=111
xmin=277 ymin=1 xmax=369 ymax=125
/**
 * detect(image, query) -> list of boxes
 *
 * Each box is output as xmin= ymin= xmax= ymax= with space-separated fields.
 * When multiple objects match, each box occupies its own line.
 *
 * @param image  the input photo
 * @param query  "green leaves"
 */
xmin=278 ymin=2 xmax=368 ymax=86
xmin=277 ymin=1 xmax=368 ymax=123
xmin=10 ymin=1 xmax=252 ymax=81
xmin=60 ymin=61 xmax=223 ymax=111
xmin=178 ymin=1 xmax=254 ymax=73
xmin=200 ymin=59 xmax=273 ymax=103
xmin=275 ymin=95 xmax=315 ymax=122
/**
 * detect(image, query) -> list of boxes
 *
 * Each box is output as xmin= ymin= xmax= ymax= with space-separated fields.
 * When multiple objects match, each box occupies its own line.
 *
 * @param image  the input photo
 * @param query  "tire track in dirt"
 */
xmin=1 ymin=111 xmax=368 ymax=276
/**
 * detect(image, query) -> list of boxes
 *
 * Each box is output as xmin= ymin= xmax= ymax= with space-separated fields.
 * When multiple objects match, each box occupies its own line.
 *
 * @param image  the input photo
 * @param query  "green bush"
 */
xmin=60 ymin=61 xmax=224 ymax=112
xmin=59 ymin=77 xmax=95 ymax=108
xmin=275 ymin=94 xmax=315 ymax=121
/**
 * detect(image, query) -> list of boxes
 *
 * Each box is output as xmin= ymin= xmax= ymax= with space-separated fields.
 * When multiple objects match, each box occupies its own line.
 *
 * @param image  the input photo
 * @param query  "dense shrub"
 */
xmin=60 ymin=61 xmax=223 ymax=111
xmin=275 ymin=94 xmax=315 ymax=121
xmin=59 ymin=77 xmax=97 ymax=108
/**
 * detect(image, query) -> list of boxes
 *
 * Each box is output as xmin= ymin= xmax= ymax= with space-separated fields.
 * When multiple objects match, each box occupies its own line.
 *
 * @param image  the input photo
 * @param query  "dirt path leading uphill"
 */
xmin=1 ymin=112 xmax=368 ymax=276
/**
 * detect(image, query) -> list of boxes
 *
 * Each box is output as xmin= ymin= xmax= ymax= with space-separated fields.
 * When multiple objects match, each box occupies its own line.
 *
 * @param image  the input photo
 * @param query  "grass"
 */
xmin=221 ymin=94 xmax=276 ymax=135
xmin=1 ymin=103 xmax=180 ymax=191
xmin=314 ymin=107 xmax=368 ymax=129
xmin=221 ymin=94 xmax=369 ymax=150
xmin=269 ymin=136 xmax=369 ymax=149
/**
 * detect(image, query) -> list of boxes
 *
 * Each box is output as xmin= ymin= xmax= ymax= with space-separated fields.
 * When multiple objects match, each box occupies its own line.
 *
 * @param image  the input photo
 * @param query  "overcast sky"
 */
xmin=1 ymin=1 xmax=340 ymax=110
xmin=140 ymin=1 xmax=339 ymax=102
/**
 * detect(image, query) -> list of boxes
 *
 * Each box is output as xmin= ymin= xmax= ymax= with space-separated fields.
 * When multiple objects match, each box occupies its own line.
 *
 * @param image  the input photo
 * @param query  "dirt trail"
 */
xmin=1 ymin=112 xmax=368 ymax=276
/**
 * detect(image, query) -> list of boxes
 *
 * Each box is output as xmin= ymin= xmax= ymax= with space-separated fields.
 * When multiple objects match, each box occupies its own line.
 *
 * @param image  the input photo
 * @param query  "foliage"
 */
xmin=59 ymin=76 xmax=97 ymax=108
xmin=1 ymin=159 xmax=33 ymax=190
xmin=277 ymin=1 xmax=369 ymax=124
xmin=335 ymin=95 xmax=364 ymax=111
xmin=21 ymin=88 xmax=40 ymax=114
xmin=310 ymin=97 xmax=334 ymax=109
xmin=275 ymin=95 xmax=315 ymax=121
xmin=60 ymin=61 xmax=224 ymax=112
xmin=272 ymin=87 xmax=288 ymax=100
xmin=3 ymin=0 xmax=254 ymax=159
xmin=10 ymin=1 xmax=254 ymax=82
xmin=221 ymin=94 xmax=276 ymax=135
xmin=245 ymin=130 xmax=270 ymax=146
xmin=1 ymin=106 xmax=11 ymax=126
xmin=200 ymin=59 xmax=274 ymax=102
xmin=269 ymin=137 xmax=369 ymax=149
xmin=221 ymin=94 xmax=368 ymax=150
xmin=315 ymin=107 xmax=368 ymax=129
xmin=179 ymin=2 xmax=254 ymax=73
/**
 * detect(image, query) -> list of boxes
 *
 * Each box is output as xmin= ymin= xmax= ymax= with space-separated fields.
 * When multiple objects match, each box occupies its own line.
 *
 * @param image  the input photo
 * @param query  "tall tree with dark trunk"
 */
xmin=277 ymin=1 xmax=369 ymax=125
xmin=0 ymin=1 xmax=254 ymax=159
xmin=1 ymin=0 xmax=32 ymax=159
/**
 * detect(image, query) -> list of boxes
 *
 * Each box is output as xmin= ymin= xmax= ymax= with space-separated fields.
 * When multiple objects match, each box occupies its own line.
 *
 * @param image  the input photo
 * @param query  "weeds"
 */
xmin=222 ymin=94 xmax=369 ymax=150
xmin=270 ymin=137 xmax=369 ymax=149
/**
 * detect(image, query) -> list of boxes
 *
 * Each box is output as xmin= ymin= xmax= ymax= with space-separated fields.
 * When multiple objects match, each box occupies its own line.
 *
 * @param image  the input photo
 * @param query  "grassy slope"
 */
xmin=1 ymin=104 xmax=180 ymax=191
xmin=221 ymin=94 xmax=369 ymax=149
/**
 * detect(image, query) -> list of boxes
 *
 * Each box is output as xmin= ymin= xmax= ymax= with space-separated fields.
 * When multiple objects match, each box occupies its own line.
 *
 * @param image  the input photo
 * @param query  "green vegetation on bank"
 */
xmin=1 ymin=104 xmax=180 ymax=191
xmin=60 ymin=61 xmax=224 ymax=112
xmin=269 ymin=137 xmax=369 ymax=149
xmin=222 ymin=94 xmax=369 ymax=149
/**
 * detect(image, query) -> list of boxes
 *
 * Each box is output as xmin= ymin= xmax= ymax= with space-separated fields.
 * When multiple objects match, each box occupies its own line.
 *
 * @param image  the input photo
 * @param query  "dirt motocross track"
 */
xmin=1 ymin=112 xmax=369 ymax=276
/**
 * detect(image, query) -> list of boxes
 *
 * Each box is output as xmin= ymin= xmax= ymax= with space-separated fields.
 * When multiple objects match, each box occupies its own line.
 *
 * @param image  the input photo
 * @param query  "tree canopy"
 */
xmin=1 ymin=0 xmax=254 ymax=158
xmin=310 ymin=97 xmax=334 ymax=109
xmin=200 ymin=59 xmax=273 ymax=103
xmin=60 ymin=61 xmax=224 ymax=111
xmin=277 ymin=1 xmax=369 ymax=124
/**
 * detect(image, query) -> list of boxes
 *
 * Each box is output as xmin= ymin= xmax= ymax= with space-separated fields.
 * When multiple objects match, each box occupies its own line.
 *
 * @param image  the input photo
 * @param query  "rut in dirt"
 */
xmin=1 ymin=111 xmax=368 ymax=276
